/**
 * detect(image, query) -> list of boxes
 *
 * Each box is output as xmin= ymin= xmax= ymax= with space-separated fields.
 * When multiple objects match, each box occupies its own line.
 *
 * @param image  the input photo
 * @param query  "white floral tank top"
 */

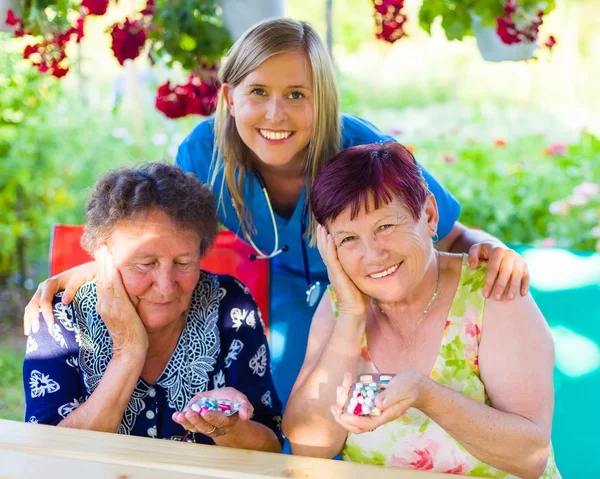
xmin=336 ymin=256 xmax=561 ymax=478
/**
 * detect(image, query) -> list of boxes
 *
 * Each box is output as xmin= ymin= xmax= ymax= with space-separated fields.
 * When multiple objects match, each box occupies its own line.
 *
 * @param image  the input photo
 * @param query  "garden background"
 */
xmin=1 ymin=0 xmax=599 ymax=476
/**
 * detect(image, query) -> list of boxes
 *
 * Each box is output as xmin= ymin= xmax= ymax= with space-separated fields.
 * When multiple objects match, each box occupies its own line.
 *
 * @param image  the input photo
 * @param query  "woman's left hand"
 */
xmin=172 ymin=387 xmax=253 ymax=438
xmin=468 ymin=241 xmax=529 ymax=301
xmin=330 ymin=371 xmax=424 ymax=434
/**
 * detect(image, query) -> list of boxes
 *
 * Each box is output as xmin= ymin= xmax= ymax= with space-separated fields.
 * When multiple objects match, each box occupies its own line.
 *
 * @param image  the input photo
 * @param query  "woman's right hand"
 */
xmin=24 ymin=261 xmax=97 ymax=335
xmin=316 ymin=224 xmax=369 ymax=318
xmin=95 ymin=246 xmax=148 ymax=357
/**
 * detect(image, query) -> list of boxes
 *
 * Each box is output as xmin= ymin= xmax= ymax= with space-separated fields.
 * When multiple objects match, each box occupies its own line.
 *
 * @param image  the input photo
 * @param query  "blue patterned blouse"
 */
xmin=23 ymin=272 xmax=283 ymax=445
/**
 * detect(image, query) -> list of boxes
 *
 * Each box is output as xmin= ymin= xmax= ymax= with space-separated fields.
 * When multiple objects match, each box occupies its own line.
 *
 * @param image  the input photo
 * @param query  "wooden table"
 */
xmin=0 ymin=419 xmax=469 ymax=478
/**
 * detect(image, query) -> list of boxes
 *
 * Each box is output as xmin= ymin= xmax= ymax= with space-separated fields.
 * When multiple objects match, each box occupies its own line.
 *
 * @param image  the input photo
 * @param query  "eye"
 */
xmin=136 ymin=262 xmax=155 ymax=271
xmin=378 ymin=224 xmax=395 ymax=233
xmin=288 ymin=91 xmax=304 ymax=100
xmin=339 ymin=236 xmax=357 ymax=246
xmin=250 ymin=88 xmax=267 ymax=96
xmin=175 ymin=261 xmax=193 ymax=268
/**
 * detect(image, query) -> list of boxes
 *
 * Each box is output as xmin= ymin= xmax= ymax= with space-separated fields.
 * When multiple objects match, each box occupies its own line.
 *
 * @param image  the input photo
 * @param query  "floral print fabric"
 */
xmin=23 ymin=272 xmax=283 ymax=445
xmin=340 ymin=256 xmax=561 ymax=478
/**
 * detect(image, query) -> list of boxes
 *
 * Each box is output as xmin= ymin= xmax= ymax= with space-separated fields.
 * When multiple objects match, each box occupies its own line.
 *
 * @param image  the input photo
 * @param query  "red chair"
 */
xmin=49 ymin=225 xmax=270 ymax=329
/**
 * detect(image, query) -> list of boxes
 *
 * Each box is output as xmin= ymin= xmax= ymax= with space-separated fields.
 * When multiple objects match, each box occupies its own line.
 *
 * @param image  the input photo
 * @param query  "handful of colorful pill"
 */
xmin=345 ymin=373 xmax=395 ymax=416
xmin=190 ymin=397 xmax=241 ymax=417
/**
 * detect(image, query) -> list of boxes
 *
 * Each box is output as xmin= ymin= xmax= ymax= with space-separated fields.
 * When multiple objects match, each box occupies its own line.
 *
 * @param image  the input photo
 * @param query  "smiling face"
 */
xmin=222 ymin=50 xmax=314 ymax=170
xmin=106 ymin=210 xmax=202 ymax=332
xmin=328 ymin=195 xmax=439 ymax=303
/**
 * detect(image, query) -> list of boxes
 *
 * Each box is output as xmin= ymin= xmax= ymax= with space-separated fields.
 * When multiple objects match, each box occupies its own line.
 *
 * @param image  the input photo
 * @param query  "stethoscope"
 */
xmin=248 ymin=171 xmax=323 ymax=308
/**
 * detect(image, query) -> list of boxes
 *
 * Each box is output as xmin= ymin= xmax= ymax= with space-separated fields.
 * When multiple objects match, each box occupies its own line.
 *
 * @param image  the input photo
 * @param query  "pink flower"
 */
xmin=544 ymin=35 xmax=557 ymax=50
xmin=465 ymin=322 xmax=480 ymax=338
xmin=391 ymin=449 xmax=435 ymax=470
xmin=443 ymin=154 xmax=456 ymax=164
xmin=568 ymin=194 xmax=588 ymax=206
xmin=444 ymin=465 xmax=466 ymax=474
xmin=573 ymin=182 xmax=599 ymax=199
xmin=389 ymin=127 xmax=403 ymax=136
xmin=543 ymin=143 xmax=566 ymax=156
xmin=542 ymin=238 xmax=556 ymax=248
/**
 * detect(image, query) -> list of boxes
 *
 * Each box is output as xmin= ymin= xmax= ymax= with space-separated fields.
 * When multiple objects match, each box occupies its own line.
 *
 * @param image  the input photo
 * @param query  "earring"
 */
xmin=432 ymin=233 xmax=439 ymax=243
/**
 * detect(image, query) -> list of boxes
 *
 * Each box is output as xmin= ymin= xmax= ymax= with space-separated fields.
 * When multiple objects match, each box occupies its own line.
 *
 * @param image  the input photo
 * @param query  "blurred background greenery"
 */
xmin=0 ymin=2 xmax=599 ymax=474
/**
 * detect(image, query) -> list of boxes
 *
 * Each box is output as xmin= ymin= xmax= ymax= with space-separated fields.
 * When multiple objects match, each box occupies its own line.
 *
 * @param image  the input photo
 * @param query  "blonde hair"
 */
xmin=211 ymin=17 xmax=341 ymax=239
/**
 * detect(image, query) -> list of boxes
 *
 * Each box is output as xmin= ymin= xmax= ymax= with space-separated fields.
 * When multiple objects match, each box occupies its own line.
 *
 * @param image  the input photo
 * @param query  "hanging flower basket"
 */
xmin=415 ymin=0 xmax=557 ymax=62
xmin=471 ymin=14 xmax=536 ymax=62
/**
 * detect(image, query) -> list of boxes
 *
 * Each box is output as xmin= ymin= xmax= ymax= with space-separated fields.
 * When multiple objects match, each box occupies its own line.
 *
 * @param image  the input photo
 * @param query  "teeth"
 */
xmin=369 ymin=263 xmax=400 ymax=279
xmin=260 ymin=129 xmax=292 ymax=140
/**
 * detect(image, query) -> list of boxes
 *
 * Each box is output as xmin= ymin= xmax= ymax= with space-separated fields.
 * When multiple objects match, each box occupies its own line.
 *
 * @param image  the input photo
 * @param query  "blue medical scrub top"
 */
xmin=176 ymin=114 xmax=461 ymax=403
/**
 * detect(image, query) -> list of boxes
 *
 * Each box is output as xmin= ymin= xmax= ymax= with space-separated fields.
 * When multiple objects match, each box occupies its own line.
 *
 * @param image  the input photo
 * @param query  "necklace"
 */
xmin=374 ymin=252 xmax=441 ymax=348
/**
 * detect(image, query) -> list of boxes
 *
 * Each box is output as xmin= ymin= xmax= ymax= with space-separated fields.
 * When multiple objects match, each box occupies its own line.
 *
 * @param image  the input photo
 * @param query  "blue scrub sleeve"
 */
xmin=175 ymin=119 xmax=216 ymax=183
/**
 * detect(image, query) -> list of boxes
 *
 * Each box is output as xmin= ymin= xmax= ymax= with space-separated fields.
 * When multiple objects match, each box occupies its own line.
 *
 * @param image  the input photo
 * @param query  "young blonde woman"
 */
xmin=25 ymin=18 xmax=529 ymax=403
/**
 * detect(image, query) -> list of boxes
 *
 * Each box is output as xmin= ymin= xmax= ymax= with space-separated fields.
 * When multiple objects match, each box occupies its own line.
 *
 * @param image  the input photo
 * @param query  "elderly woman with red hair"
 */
xmin=283 ymin=143 xmax=561 ymax=478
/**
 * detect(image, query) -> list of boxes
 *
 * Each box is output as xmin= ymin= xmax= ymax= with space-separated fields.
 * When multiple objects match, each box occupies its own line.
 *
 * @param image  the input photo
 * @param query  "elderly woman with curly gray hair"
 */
xmin=23 ymin=162 xmax=282 ymax=452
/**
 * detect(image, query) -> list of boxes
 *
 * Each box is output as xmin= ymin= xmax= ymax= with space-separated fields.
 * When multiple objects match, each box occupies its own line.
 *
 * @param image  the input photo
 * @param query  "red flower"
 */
xmin=496 ymin=17 xmax=520 ymax=45
xmin=21 ymin=27 xmax=74 ymax=78
xmin=496 ymin=1 xmax=544 ymax=45
xmin=409 ymin=450 xmax=434 ymax=470
xmin=5 ymin=9 xmax=19 ymax=26
xmin=544 ymin=35 xmax=557 ymax=50
xmin=23 ymin=44 xmax=37 ymax=59
xmin=373 ymin=0 xmax=407 ymax=43
xmin=373 ymin=0 xmax=404 ymax=15
xmin=155 ymin=74 xmax=220 ymax=119
xmin=51 ymin=64 xmax=69 ymax=78
xmin=110 ymin=18 xmax=147 ymax=65
xmin=81 ymin=0 xmax=109 ymax=16
xmin=494 ymin=139 xmax=507 ymax=147
xmin=141 ymin=0 xmax=155 ymax=16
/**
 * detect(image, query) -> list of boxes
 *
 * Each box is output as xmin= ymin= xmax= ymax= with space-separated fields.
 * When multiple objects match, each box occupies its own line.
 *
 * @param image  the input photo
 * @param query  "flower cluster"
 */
xmin=155 ymin=73 xmax=220 ymax=119
xmin=110 ymin=18 xmax=148 ymax=66
xmin=5 ymin=10 xmax=86 ymax=78
xmin=496 ymin=0 xmax=544 ymax=44
xmin=372 ymin=0 xmax=408 ymax=43
xmin=4 ymin=0 xmax=228 ymax=118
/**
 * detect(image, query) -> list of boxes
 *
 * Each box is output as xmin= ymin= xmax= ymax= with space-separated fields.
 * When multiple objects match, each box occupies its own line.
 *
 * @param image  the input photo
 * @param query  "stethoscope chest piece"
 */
xmin=306 ymin=281 xmax=322 ymax=308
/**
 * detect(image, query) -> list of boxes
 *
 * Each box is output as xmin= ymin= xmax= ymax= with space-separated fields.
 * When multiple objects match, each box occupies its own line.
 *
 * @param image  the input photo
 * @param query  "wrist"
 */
xmin=111 ymin=347 xmax=146 ymax=366
xmin=412 ymin=372 xmax=435 ymax=411
xmin=213 ymin=420 xmax=246 ymax=447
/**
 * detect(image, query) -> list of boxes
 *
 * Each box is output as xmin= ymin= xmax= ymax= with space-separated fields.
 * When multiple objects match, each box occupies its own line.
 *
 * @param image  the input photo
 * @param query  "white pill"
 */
xmin=191 ymin=403 xmax=201 ymax=412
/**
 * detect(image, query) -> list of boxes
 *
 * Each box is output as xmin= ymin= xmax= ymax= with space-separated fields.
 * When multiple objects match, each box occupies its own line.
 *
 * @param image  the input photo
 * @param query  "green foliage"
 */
xmin=150 ymin=0 xmax=231 ymax=70
xmin=0 ymin=36 xmax=64 ymax=280
xmin=415 ymin=133 xmax=600 ymax=252
xmin=0 ymin=36 xmax=181 ymax=284
xmin=0 ymin=345 xmax=24 ymax=421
